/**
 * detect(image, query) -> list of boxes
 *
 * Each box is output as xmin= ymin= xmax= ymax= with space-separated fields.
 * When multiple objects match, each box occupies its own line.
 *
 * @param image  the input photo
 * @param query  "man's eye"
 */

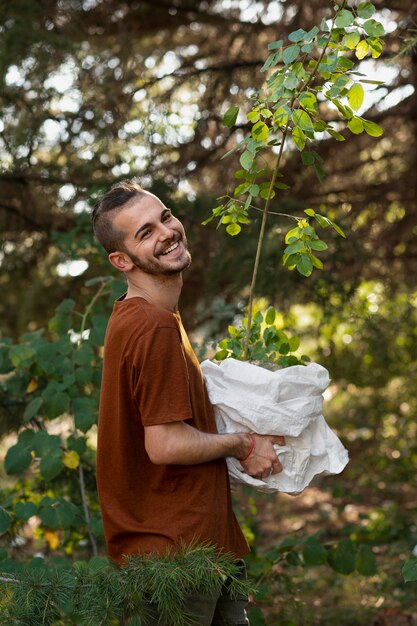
xmin=163 ymin=213 xmax=172 ymax=221
xmin=142 ymin=230 xmax=151 ymax=238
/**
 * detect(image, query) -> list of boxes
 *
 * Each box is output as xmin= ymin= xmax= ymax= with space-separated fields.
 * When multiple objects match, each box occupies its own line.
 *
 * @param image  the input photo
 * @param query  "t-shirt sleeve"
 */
xmin=131 ymin=326 xmax=193 ymax=426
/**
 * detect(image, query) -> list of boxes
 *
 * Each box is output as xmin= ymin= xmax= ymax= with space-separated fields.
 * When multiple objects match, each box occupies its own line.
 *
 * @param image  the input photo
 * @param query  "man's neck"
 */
xmin=125 ymin=272 xmax=183 ymax=312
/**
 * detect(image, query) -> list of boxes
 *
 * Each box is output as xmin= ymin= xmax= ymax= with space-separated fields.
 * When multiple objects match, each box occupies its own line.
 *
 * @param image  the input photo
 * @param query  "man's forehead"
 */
xmin=116 ymin=193 xmax=166 ymax=222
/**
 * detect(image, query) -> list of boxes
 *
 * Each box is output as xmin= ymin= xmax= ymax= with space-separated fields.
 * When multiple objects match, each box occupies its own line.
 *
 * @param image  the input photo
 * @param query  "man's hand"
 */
xmin=239 ymin=434 xmax=285 ymax=480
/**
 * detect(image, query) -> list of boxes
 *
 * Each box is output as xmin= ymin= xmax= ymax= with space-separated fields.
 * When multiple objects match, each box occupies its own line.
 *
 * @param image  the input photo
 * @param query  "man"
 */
xmin=93 ymin=180 xmax=284 ymax=626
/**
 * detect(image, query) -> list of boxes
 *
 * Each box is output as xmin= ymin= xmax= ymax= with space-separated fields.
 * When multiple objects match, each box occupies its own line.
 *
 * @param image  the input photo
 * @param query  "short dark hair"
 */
xmin=92 ymin=180 xmax=147 ymax=253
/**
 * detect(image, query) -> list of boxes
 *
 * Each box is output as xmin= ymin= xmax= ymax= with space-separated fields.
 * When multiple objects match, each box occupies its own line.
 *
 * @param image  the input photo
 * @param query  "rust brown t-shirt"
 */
xmin=96 ymin=296 xmax=249 ymax=564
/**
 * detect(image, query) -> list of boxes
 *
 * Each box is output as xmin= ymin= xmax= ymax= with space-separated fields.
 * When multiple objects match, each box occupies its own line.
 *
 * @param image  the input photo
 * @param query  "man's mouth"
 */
xmin=160 ymin=241 xmax=180 ymax=256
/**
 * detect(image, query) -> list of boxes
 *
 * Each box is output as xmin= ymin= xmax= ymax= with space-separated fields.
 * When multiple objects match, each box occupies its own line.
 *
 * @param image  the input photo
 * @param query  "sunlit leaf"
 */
xmin=363 ymin=119 xmax=383 ymax=137
xmin=348 ymin=116 xmax=364 ymax=134
xmin=347 ymin=83 xmax=365 ymax=111
xmin=355 ymin=40 xmax=369 ymax=59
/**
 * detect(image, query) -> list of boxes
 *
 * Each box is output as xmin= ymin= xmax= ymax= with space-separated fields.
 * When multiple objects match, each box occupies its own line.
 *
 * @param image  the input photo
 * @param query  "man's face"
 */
xmin=112 ymin=193 xmax=192 ymax=276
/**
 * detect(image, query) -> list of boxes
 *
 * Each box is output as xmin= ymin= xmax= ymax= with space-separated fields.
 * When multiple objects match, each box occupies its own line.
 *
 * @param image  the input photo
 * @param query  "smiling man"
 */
xmin=92 ymin=180 xmax=284 ymax=626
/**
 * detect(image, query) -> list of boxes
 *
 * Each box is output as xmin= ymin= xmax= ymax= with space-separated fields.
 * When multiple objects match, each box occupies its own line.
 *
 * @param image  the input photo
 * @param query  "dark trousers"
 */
xmin=140 ymin=562 xmax=250 ymax=626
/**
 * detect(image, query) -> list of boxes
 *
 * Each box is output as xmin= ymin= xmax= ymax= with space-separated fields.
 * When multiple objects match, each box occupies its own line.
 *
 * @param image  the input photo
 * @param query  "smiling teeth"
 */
xmin=162 ymin=242 xmax=179 ymax=255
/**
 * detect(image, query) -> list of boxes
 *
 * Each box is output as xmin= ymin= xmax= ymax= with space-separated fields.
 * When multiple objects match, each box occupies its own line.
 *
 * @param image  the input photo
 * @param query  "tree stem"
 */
xmin=243 ymin=130 xmax=289 ymax=359
xmin=242 ymin=11 xmax=339 ymax=360
xmin=79 ymin=462 xmax=98 ymax=556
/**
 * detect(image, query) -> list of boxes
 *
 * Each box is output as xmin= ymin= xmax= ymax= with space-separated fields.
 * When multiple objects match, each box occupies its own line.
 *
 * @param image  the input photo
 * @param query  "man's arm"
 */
xmin=144 ymin=422 xmax=284 ymax=479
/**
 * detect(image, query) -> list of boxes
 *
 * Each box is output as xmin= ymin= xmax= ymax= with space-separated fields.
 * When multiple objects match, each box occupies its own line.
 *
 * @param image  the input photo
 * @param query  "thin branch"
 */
xmin=78 ymin=462 xmax=98 ymax=557
xmin=242 ymin=6 xmax=340 ymax=358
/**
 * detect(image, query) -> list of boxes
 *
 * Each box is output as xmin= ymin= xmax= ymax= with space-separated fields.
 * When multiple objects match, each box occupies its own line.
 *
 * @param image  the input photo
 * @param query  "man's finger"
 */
xmin=271 ymin=459 xmax=283 ymax=475
xmin=270 ymin=435 xmax=285 ymax=446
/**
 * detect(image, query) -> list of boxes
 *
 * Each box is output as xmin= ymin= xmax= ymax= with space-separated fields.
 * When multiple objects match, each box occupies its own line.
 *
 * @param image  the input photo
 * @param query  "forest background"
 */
xmin=0 ymin=0 xmax=417 ymax=624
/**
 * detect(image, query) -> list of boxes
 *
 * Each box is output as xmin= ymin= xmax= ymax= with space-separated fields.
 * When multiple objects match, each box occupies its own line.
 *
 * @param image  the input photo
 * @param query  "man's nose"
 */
xmin=157 ymin=222 xmax=174 ymax=240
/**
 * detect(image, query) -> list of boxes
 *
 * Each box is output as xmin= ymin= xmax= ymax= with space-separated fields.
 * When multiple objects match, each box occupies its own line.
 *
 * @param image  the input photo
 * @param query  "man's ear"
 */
xmin=108 ymin=251 xmax=134 ymax=272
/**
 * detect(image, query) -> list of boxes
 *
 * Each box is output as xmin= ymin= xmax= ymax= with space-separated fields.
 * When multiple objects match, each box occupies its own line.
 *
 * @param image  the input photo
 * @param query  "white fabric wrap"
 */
xmin=200 ymin=358 xmax=349 ymax=495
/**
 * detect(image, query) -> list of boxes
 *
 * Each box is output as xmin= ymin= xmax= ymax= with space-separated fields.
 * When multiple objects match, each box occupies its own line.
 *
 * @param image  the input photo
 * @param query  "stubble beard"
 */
xmin=127 ymin=240 xmax=192 ymax=276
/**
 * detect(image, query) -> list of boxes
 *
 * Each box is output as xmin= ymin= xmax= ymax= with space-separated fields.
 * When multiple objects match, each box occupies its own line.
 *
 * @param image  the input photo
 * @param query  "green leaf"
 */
xmin=336 ymin=9 xmax=355 ymax=28
xmin=355 ymin=40 xmax=369 ymax=59
xmin=40 ymin=451 xmax=64 ymax=481
xmin=282 ymin=45 xmax=300 ymax=65
xmin=75 ymin=366 xmax=94 ymax=385
xmin=215 ymin=350 xmax=228 ymax=361
xmin=4 ymin=443 xmax=32 ymax=475
xmin=348 ymin=116 xmax=364 ymax=134
xmin=301 ymin=42 xmax=314 ymax=53
xmin=15 ymin=502 xmax=38 ymax=522
xmin=89 ymin=314 xmax=109 ymax=346
xmin=240 ymin=150 xmax=253 ymax=171
xmin=260 ymin=108 xmax=272 ymax=119
xmin=0 ymin=507 xmax=12 ymax=535
xmin=9 ymin=344 xmax=36 ymax=368
xmin=74 ymin=343 xmax=94 ymax=366
xmin=331 ymin=220 xmax=346 ymax=238
xmin=56 ymin=299 xmax=75 ymax=314
xmin=303 ymin=537 xmax=328 ymax=566
xmin=309 ymin=239 xmax=328 ymax=251
xmin=355 ymin=545 xmax=377 ymax=576
xmin=273 ymin=107 xmax=289 ymax=127
xmin=369 ymin=38 xmax=383 ymax=58
xmin=251 ymin=121 xmax=269 ymax=142
xmin=42 ymin=389 xmax=70 ymax=419
xmin=296 ymin=254 xmax=313 ymax=277
xmin=226 ymin=223 xmax=241 ymax=236
xmin=363 ymin=19 xmax=384 ymax=37
xmin=328 ymin=539 xmax=356 ymax=575
xmin=311 ymin=254 xmax=324 ymax=269
xmin=363 ymin=119 xmax=383 ymax=137
xmin=285 ymin=226 xmax=302 ymax=243
xmin=292 ymin=126 xmax=306 ymax=151
xmin=247 ymin=110 xmax=260 ymax=123
xmin=32 ymin=431 xmax=61 ymax=456
xmin=39 ymin=498 xmax=77 ymax=530
xmin=327 ymin=128 xmax=346 ymax=142
xmin=338 ymin=57 xmax=355 ymax=71
xmin=260 ymin=52 xmax=281 ymax=72
xmin=347 ymin=83 xmax=365 ymax=111
xmin=304 ymin=208 xmax=315 ymax=216
xmin=301 ymin=152 xmax=315 ymax=165
xmin=90 ymin=513 xmax=104 ymax=539
xmin=18 ymin=429 xmax=35 ymax=446
xmin=23 ymin=396 xmax=43 ymax=423
xmin=223 ymin=106 xmax=239 ymax=128
xmin=305 ymin=25 xmax=319 ymax=42
xmin=357 ymin=2 xmax=376 ymax=18
xmin=292 ymin=109 xmax=314 ymax=133
xmin=268 ymin=39 xmax=283 ymax=50
xmin=265 ymin=308 xmax=276 ymax=325
xmin=284 ymin=241 xmax=304 ymax=255
xmin=342 ymin=31 xmax=361 ymax=50
xmin=67 ymin=434 xmax=88 ymax=455
xmin=288 ymin=28 xmax=307 ymax=43
xmin=298 ymin=92 xmax=318 ymax=113
xmin=73 ymin=397 xmax=97 ymax=433
xmin=288 ymin=336 xmax=300 ymax=352
xmin=402 ymin=558 xmax=417 ymax=582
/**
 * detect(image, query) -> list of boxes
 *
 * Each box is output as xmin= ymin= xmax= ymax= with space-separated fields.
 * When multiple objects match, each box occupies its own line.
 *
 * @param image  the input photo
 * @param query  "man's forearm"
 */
xmin=144 ymin=421 xmax=253 ymax=465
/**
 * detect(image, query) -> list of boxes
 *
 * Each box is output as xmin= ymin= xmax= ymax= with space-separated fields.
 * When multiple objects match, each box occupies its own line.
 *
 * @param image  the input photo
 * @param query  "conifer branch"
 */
xmin=0 ymin=543 xmax=252 ymax=626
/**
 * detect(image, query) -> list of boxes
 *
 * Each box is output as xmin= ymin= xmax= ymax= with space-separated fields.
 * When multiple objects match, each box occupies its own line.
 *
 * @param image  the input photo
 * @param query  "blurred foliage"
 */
xmin=0 ymin=0 xmax=416 ymax=337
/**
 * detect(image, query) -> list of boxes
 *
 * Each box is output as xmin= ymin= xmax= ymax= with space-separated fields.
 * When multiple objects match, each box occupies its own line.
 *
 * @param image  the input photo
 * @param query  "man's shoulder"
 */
xmin=107 ymin=297 xmax=179 ymax=342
